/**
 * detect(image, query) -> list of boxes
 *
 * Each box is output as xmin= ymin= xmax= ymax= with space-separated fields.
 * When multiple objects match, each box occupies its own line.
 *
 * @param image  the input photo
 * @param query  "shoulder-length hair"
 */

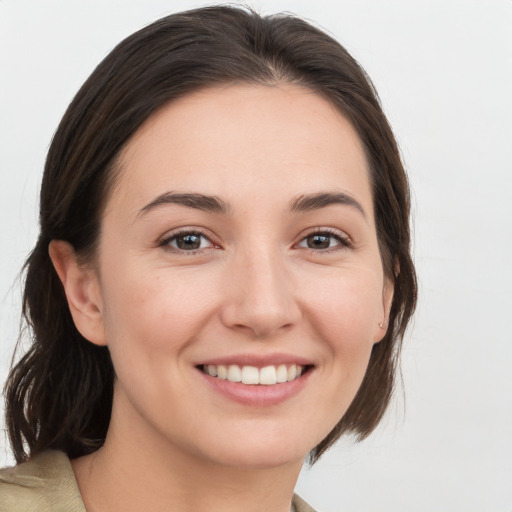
xmin=5 ymin=5 xmax=417 ymax=465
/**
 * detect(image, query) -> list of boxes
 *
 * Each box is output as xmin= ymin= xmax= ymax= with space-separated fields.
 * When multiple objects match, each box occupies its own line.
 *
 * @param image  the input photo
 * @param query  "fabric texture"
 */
xmin=0 ymin=451 xmax=86 ymax=512
xmin=0 ymin=450 xmax=316 ymax=512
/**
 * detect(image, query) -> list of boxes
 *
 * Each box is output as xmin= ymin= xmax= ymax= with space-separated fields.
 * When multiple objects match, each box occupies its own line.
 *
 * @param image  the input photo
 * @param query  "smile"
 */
xmin=200 ymin=364 xmax=307 ymax=385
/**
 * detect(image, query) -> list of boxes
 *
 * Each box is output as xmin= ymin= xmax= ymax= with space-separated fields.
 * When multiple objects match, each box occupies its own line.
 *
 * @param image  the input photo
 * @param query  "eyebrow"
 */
xmin=138 ymin=192 xmax=229 ymax=217
xmin=289 ymin=192 xmax=367 ymax=219
xmin=137 ymin=190 xmax=366 ymax=219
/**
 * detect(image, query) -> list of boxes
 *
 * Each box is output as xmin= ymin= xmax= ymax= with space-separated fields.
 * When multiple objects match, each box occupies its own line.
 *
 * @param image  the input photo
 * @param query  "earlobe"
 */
xmin=49 ymin=240 xmax=107 ymax=346
xmin=374 ymin=275 xmax=395 ymax=343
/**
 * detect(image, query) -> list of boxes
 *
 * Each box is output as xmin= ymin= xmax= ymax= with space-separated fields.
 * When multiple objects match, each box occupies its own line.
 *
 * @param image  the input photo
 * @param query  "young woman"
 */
xmin=0 ymin=6 xmax=416 ymax=511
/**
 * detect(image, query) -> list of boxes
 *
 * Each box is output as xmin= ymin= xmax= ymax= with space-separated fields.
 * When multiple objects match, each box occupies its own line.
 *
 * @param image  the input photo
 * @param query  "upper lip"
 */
xmin=196 ymin=353 xmax=314 ymax=368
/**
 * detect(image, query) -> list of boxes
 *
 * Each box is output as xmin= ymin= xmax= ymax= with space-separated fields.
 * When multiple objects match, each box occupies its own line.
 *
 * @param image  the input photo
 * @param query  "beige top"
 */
xmin=0 ymin=450 xmax=316 ymax=512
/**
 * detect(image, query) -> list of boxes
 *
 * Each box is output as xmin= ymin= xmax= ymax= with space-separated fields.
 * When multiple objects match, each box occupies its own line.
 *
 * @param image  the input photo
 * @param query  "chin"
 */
xmin=205 ymin=444 xmax=307 ymax=470
xmin=187 ymin=426 xmax=319 ymax=470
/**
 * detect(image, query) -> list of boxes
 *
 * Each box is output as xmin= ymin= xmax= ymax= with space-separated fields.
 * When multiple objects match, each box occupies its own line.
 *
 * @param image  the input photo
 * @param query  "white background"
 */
xmin=1 ymin=1 xmax=511 ymax=511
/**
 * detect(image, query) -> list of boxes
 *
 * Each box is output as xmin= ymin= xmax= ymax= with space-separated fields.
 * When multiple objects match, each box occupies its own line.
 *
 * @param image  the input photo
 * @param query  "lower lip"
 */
xmin=198 ymin=368 xmax=312 ymax=406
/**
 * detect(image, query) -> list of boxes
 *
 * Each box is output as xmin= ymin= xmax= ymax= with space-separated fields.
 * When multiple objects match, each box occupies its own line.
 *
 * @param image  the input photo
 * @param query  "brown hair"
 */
xmin=4 ymin=5 xmax=416 ymax=465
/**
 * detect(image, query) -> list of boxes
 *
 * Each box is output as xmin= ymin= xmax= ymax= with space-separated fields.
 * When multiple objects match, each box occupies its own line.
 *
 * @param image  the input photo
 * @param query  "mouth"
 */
xmin=198 ymin=363 xmax=312 ymax=385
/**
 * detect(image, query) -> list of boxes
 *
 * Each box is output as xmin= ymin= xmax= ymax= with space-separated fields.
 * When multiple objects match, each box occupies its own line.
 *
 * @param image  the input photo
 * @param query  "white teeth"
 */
xmin=203 ymin=363 xmax=306 ymax=385
xmin=241 ymin=366 xmax=259 ymax=384
xmin=276 ymin=364 xmax=288 ymax=383
xmin=217 ymin=364 xmax=227 ymax=380
xmin=260 ymin=366 xmax=277 ymax=385
xmin=227 ymin=365 xmax=242 ymax=382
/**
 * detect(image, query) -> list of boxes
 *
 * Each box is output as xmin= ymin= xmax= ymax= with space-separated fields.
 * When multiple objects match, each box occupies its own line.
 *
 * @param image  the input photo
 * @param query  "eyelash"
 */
xmin=159 ymin=227 xmax=352 ymax=255
xmin=297 ymin=228 xmax=353 ymax=253
xmin=159 ymin=229 xmax=217 ymax=254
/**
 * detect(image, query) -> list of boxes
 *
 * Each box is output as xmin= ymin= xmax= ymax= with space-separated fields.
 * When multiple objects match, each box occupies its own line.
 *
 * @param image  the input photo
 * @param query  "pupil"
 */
xmin=308 ymin=234 xmax=330 ymax=249
xmin=177 ymin=234 xmax=201 ymax=250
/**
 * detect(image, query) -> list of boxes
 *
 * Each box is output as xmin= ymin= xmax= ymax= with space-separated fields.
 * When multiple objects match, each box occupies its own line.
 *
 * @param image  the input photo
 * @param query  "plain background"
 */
xmin=1 ymin=1 xmax=511 ymax=511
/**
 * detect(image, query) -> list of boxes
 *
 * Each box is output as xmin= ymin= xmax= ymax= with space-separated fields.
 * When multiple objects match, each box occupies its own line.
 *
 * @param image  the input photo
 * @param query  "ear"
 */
xmin=373 ymin=275 xmax=395 ymax=343
xmin=49 ymin=240 xmax=107 ymax=346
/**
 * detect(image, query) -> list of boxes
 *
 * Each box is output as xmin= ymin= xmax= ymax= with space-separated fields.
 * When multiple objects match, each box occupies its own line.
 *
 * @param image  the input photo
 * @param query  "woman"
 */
xmin=0 ymin=5 xmax=416 ymax=511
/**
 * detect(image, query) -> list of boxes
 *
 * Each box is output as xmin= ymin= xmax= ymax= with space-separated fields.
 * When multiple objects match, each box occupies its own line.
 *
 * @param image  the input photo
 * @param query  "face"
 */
xmin=82 ymin=84 xmax=392 ymax=469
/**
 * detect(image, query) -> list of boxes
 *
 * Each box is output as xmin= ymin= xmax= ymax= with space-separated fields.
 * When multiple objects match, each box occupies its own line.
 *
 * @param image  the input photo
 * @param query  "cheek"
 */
xmin=100 ymin=265 xmax=219 ymax=360
xmin=98 ymin=267 xmax=220 ymax=418
xmin=305 ymin=270 xmax=384 ymax=356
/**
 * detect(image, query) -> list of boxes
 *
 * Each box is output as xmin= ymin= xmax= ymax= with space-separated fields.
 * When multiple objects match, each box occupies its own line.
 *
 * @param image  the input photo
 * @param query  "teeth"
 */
xmin=202 ymin=363 xmax=306 ymax=385
xmin=276 ymin=364 xmax=288 ymax=383
xmin=260 ymin=366 xmax=277 ymax=385
xmin=241 ymin=366 xmax=259 ymax=384
xmin=227 ymin=365 xmax=242 ymax=382
xmin=217 ymin=364 xmax=227 ymax=380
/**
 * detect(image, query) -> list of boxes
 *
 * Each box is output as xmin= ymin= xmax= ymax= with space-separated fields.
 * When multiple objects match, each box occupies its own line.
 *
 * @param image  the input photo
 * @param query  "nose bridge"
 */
xmin=221 ymin=240 xmax=300 ymax=337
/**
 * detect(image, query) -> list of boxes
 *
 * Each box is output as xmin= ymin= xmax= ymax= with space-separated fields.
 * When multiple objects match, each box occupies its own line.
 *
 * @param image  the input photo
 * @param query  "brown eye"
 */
xmin=176 ymin=233 xmax=202 ymax=250
xmin=164 ymin=231 xmax=212 ymax=252
xmin=298 ymin=230 xmax=350 ymax=251
xmin=306 ymin=234 xmax=332 ymax=249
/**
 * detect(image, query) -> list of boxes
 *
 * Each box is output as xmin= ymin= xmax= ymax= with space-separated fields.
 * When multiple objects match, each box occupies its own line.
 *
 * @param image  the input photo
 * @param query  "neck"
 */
xmin=72 ymin=393 xmax=303 ymax=512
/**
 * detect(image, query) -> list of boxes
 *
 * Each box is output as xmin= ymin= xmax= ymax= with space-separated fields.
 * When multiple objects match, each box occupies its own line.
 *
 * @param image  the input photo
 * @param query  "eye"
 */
xmin=161 ymin=230 xmax=215 ymax=252
xmin=297 ymin=229 xmax=351 ymax=251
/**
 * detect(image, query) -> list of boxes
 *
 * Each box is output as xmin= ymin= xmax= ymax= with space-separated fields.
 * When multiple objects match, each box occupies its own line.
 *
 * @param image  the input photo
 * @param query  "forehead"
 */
xmin=110 ymin=84 xmax=373 ymax=219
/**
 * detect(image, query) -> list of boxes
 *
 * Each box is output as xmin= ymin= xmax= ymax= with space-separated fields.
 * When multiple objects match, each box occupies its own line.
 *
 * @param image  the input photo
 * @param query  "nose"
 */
xmin=219 ymin=246 xmax=302 ymax=339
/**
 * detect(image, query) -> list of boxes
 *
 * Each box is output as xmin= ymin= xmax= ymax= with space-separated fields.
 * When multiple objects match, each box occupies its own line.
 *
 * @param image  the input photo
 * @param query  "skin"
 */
xmin=50 ymin=83 xmax=393 ymax=512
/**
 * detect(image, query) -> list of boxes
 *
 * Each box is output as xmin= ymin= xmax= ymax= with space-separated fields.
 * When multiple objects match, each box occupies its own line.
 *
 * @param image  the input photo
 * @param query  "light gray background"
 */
xmin=1 ymin=1 xmax=511 ymax=511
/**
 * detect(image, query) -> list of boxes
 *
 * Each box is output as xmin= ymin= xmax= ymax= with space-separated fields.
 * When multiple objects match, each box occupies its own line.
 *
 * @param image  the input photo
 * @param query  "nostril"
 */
xmin=218 ymin=269 xmax=301 ymax=337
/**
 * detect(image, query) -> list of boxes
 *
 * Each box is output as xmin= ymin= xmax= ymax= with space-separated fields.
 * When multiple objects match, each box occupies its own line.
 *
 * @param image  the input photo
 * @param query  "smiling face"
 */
xmin=69 ymin=84 xmax=392 ymax=469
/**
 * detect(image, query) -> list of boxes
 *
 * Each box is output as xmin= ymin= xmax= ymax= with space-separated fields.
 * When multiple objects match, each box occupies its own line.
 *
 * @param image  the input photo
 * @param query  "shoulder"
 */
xmin=0 ymin=453 xmax=316 ymax=512
xmin=0 ymin=450 xmax=86 ymax=512
xmin=292 ymin=493 xmax=318 ymax=512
